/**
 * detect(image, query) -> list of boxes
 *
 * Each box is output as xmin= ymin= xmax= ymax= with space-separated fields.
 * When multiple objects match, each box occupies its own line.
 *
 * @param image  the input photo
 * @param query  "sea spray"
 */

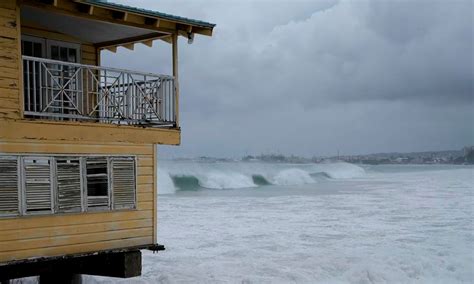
xmin=198 ymin=171 xmax=257 ymax=189
xmin=157 ymin=161 xmax=366 ymax=194
xmin=157 ymin=167 xmax=177 ymax=194
xmin=271 ymin=168 xmax=315 ymax=185
xmin=310 ymin=162 xmax=366 ymax=179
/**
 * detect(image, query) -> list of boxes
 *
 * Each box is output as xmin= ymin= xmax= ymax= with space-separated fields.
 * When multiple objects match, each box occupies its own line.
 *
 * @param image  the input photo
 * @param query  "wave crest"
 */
xmin=272 ymin=168 xmax=315 ymax=185
xmin=198 ymin=171 xmax=257 ymax=189
xmin=312 ymin=162 xmax=365 ymax=179
xmin=157 ymin=162 xmax=365 ymax=194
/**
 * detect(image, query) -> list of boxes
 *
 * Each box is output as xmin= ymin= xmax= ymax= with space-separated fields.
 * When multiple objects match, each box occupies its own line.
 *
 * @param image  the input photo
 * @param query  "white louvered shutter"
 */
xmin=0 ymin=157 xmax=19 ymax=215
xmin=112 ymin=157 xmax=136 ymax=209
xmin=56 ymin=158 xmax=82 ymax=213
xmin=24 ymin=158 xmax=53 ymax=213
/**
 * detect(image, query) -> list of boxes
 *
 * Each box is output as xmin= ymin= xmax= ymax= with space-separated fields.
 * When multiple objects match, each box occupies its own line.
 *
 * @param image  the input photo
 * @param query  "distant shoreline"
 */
xmin=168 ymin=147 xmax=474 ymax=165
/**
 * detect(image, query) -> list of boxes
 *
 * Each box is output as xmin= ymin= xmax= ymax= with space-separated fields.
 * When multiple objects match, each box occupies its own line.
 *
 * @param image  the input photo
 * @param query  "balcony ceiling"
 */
xmin=21 ymin=6 xmax=164 ymax=45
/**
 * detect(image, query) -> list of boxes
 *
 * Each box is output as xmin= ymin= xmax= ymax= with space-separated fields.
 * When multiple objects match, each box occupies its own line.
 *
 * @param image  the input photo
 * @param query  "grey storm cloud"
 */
xmin=104 ymin=0 xmax=473 ymax=157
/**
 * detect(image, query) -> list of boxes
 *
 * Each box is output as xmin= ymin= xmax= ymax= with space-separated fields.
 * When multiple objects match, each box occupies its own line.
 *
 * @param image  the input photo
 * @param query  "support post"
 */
xmin=153 ymin=145 xmax=158 ymax=244
xmin=172 ymin=33 xmax=179 ymax=128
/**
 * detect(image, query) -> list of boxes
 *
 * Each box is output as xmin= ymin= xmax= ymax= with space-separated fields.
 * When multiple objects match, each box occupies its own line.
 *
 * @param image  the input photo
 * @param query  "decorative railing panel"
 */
xmin=22 ymin=56 xmax=176 ymax=127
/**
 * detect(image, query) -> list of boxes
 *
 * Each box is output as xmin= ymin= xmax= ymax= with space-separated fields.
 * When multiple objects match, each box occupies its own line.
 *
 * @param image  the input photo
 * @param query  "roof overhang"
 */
xmin=20 ymin=0 xmax=215 ymax=51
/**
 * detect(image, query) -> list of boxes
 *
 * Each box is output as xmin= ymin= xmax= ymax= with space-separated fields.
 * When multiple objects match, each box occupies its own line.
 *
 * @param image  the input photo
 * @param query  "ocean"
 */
xmin=88 ymin=161 xmax=473 ymax=284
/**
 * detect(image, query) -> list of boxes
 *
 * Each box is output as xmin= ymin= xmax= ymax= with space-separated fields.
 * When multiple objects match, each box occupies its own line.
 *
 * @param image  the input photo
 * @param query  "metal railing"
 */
xmin=22 ymin=56 xmax=177 ymax=127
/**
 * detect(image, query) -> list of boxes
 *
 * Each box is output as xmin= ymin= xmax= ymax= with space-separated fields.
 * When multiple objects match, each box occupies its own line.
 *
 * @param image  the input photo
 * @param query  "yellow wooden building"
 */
xmin=0 ymin=0 xmax=214 ymax=280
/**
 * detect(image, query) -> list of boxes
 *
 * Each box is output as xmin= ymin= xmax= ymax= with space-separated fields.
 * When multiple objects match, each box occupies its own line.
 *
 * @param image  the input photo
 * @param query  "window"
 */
xmin=86 ymin=157 xmax=110 ymax=210
xmin=23 ymin=158 xmax=53 ymax=214
xmin=56 ymin=158 xmax=82 ymax=213
xmin=0 ymin=157 xmax=19 ymax=215
xmin=21 ymin=36 xmax=81 ymax=120
xmin=0 ymin=155 xmax=137 ymax=217
xmin=22 ymin=36 xmax=45 ymax=114
xmin=111 ymin=158 xmax=136 ymax=210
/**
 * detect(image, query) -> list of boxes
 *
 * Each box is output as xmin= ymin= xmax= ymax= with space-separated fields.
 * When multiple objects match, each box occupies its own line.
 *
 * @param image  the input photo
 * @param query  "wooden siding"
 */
xmin=0 ymin=120 xmax=180 ymax=145
xmin=0 ymin=0 xmax=21 ymax=120
xmin=0 ymin=1 xmax=181 ymax=146
xmin=0 ymin=0 xmax=98 ymax=121
xmin=0 ymin=2 xmax=173 ymax=264
xmin=0 ymin=0 xmax=97 ymax=120
xmin=0 ymin=140 xmax=156 ymax=263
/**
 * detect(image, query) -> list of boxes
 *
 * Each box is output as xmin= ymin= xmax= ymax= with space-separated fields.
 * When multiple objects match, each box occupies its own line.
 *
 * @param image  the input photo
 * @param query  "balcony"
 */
xmin=22 ymin=56 xmax=177 ymax=128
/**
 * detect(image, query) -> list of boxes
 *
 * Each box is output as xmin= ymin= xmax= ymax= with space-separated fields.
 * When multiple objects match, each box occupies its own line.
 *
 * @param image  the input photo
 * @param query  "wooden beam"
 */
xmin=21 ymin=0 xmax=177 ymax=35
xmin=96 ymin=33 xmax=170 ymax=50
xmin=105 ymin=46 xmax=117 ymax=53
xmin=142 ymin=40 xmax=153 ymax=48
xmin=24 ymin=0 xmax=213 ymax=37
xmin=172 ymin=33 xmax=179 ymax=128
xmin=152 ymin=145 xmax=158 ymax=244
xmin=0 ymin=120 xmax=181 ymax=145
xmin=16 ymin=0 xmax=24 ymax=118
xmin=122 ymin=43 xmax=134 ymax=51
xmin=160 ymin=35 xmax=172 ymax=44
xmin=178 ymin=30 xmax=187 ymax=37
xmin=193 ymin=27 xmax=213 ymax=37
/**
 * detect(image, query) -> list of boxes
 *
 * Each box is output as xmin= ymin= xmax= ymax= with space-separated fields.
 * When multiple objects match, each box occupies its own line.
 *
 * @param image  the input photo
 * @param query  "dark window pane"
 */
xmin=33 ymin=43 xmax=42 ymax=57
xmin=23 ymin=41 xmax=32 ymax=56
xmin=60 ymin=47 xmax=68 ymax=62
xmin=51 ymin=46 xmax=59 ymax=60
xmin=86 ymin=158 xmax=108 ymax=197
xmin=68 ymin=48 xmax=77 ymax=63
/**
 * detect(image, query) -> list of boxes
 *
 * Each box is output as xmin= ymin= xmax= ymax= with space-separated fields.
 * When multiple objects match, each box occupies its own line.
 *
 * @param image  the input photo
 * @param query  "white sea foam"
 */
xmin=80 ymin=164 xmax=474 ymax=283
xmin=148 ymin=165 xmax=474 ymax=283
xmin=271 ymin=168 xmax=315 ymax=185
xmin=198 ymin=171 xmax=257 ymax=189
xmin=157 ymin=161 xmax=366 ymax=194
xmin=310 ymin=162 xmax=366 ymax=179
xmin=157 ymin=168 xmax=176 ymax=195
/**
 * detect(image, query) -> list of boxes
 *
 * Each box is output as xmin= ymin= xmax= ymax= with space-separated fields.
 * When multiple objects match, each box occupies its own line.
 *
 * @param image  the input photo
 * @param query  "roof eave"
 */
xmin=79 ymin=0 xmax=215 ymax=37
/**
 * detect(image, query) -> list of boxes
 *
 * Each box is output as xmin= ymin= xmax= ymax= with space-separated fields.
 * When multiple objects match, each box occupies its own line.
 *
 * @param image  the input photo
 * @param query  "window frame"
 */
xmin=55 ymin=157 xmax=85 ymax=213
xmin=111 ymin=157 xmax=137 ymax=210
xmin=84 ymin=156 xmax=112 ymax=212
xmin=21 ymin=35 xmax=46 ymax=58
xmin=0 ymin=154 xmax=138 ymax=218
xmin=0 ymin=156 xmax=22 ymax=217
xmin=21 ymin=156 xmax=55 ymax=216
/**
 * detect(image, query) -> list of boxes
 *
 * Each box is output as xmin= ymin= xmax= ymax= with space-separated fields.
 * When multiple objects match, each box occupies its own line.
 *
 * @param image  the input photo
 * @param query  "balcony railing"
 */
xmin=22 ymin=56 xmax=177 ymax=127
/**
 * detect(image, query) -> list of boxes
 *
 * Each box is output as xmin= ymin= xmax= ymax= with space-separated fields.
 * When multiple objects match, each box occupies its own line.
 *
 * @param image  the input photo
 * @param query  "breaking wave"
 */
xmin=158 ymin=162 xmax=365 ymax=194
xmin=271 ymin=168 xmax=315 ymax=186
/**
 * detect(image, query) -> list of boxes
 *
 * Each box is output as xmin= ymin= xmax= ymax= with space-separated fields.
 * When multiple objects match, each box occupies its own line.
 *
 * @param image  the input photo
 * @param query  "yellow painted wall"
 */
xmin=0 ymin=0 xmax=169 ymax=264
xmin=0 ymin=0 xmax=100 ymax=121
xmin=0 ymin=140 xmax=157 ymax=263
xmin=0 ymin=0 xmax=181 ymax=145
xmin=0 ymin=1 xmax=21 ymax=120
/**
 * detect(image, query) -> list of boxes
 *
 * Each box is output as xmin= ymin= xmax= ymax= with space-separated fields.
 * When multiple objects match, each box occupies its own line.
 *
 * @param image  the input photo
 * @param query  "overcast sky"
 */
xmin=104 ymin=0 xmax=473 ymax=158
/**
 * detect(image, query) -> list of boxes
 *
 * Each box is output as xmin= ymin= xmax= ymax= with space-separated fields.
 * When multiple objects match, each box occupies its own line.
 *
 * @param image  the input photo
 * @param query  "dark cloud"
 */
xmin=104 ymin=0 xmax=473 ymax=157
